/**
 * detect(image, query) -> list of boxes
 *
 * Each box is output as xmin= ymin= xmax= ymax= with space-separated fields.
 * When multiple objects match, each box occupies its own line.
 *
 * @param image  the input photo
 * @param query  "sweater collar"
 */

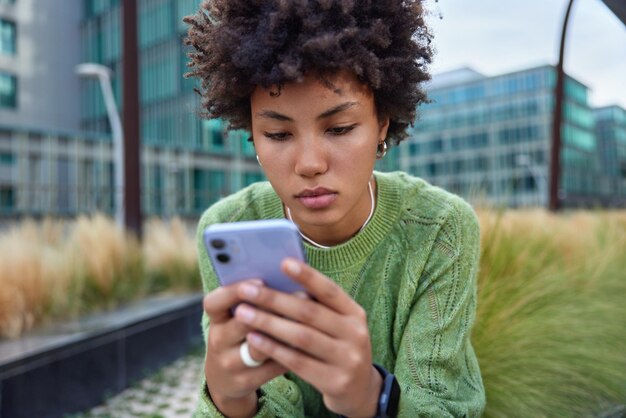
xmin=257 ymin=172 xmax=401 ymax=272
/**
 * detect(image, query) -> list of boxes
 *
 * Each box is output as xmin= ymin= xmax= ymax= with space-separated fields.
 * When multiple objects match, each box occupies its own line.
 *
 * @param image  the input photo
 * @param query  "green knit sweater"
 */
xmin=194 ymin=171 xmax=485 ymax=418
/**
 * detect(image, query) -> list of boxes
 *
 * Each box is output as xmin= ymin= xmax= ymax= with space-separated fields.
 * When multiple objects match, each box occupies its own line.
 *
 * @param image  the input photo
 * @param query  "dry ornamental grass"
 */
xmin=0 ymin=214 xmax=200 ymax=339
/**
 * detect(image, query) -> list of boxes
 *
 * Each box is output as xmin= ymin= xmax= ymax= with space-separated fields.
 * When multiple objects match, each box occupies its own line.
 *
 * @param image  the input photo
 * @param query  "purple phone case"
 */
xmin=203 ymin=219 xmax=306 ymax=293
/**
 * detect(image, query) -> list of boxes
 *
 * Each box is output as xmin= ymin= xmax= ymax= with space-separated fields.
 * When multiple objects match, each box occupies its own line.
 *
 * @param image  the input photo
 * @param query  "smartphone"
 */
xmin=203 ymin=219 xmax=307 ymax=293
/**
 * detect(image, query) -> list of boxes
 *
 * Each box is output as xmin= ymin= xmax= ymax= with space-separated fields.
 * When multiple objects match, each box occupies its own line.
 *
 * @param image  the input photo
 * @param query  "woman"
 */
xmin=185 ymin=1 xmax=485 ymax=417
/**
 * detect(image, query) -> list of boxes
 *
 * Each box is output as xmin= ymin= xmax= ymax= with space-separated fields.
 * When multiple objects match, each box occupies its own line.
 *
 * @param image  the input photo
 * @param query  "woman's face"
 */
xmin=251 ymin=71 xmax=389 ymax=245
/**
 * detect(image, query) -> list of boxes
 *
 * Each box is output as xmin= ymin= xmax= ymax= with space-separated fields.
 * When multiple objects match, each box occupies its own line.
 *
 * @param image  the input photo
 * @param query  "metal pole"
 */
xmin=550 ymin=0 xmax=576 ymax=211
xmin=122 ymin=0 xmax=142 ymax=238
xmin=75 ymin=64 xmax=124 ymax=228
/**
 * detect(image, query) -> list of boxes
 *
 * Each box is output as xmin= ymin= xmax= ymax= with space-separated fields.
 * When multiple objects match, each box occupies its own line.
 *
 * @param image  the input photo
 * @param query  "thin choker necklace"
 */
xmin=285 ymin=180 xmax=375 ymax=249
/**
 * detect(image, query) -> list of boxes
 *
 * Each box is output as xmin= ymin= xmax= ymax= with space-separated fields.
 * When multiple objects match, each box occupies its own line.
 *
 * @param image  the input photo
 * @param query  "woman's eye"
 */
xmin=327 ymin=125 xmax=356 ymax=136
xmin=264 ymin=132 xmax=291 ymax=141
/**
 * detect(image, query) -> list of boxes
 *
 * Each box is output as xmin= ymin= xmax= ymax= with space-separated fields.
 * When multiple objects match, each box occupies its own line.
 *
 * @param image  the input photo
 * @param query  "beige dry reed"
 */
xmin=0 ymin=214 xmax=200 ymax=339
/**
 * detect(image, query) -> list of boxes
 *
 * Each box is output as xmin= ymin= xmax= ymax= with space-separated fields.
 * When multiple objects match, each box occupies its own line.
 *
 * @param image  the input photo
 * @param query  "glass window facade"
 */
xmin=0 ymin=18 xmax=16 ymax=55
xmin=231 ymin=130 xmax=256 ymax=156
xmin=427 ymin=67 xmax=553 ymax=111
xmin=202 ymin=119 xmax=226 ymax=151
xmin=149 ymin=164 xmax=164 ymax=213
xmin=84 ymin=0 xmax=119 ymax=18
xmin=140 ymin=40 xmax=179 ymax=104
xmin=0 ymin=151 xmax=14 ymax=165
xmin=243 ymin=172 xmax=265 ymax=187
xmin=404 ymin=65 xmax=616 ymax=208
xmin=139 ymin=0 xmax=174 ymax=48
xmin=0 ymin=71 xmax=17 ymax=108
xmin=594 ymin=105 xmax=626 ymax=199
xmin=193 ymin=168 xmax=227 ymax=210
xmin=0 ymin=186 xmax=14 ymax=211
xmin=176 ymin=0 xmax=197 ymax=32
xmin=80 ymin=0 xmax=200 ymax=152
xmin=102 ymin=9 xmax=121 ymax=62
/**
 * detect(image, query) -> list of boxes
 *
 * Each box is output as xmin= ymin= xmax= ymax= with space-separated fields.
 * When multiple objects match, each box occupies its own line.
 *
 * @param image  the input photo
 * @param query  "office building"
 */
xmin=0 ymin=0 xmax=82 ymax=131
xmin=0 ymin=0 xmax=263 ymax=219
xmin=400 ymin=65 xmax=625 ymax=208
xmin=1 ymin=0 xmax=83 ymax=215
xmin=79 ymin=0 xmax=264 ymax=218
xmin=594 ymin=105 xmax=626 ymax=205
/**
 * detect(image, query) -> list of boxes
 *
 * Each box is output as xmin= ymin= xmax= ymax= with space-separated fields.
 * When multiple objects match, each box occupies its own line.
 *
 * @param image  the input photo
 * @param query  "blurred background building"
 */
xmin=0 ymin=0 xmax=625 ymax=220
xmin=401 ymin=65 xmax=626 ymax=208
xmin=594 ymin=105 xmax=626 ymax=205
xmin=1 ymin=0 xmax=264 ymax=220
xmin=0 ymin=0 xmax=82 ymax=131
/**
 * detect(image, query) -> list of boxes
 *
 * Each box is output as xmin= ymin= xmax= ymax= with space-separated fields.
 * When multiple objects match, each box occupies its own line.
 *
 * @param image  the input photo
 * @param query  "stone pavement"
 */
xmin=71 ymin=348 xmax=204 ymax=418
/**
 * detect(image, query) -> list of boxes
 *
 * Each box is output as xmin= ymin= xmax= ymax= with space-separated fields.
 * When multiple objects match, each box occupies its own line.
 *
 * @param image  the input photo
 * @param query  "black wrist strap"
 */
xmin=373 ymin=363 xmax=401 ymax=418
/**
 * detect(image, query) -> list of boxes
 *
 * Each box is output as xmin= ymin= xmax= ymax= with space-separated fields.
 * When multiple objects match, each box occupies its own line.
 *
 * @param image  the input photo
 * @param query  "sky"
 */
xmin=425 ymin=0 xmax=626 ymax=109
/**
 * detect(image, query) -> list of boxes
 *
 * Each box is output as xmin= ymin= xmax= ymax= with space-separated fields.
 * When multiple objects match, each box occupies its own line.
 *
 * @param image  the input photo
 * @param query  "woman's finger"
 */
xmin=243 ymin=360 xmax=289 ymax=390
xmin=208 ymin=318 xmax=271 ymax=363
xmin=236 ymin=283 xmax=353 ymax=339
xmin=246 ymin=331 xmax=342 ymax=395
xmin=234 ymin=303 xmax=341 ymax=362
xmin=214 ymin=340 xmax=278 ymax=373
xmin=203 ymin=279 xmax=263 ymax=323
xmin=246 ymin=339 xmax=268 ymax=363
xmin=205 ymin=344 xmax=288 ymax=400
xmin=280 ymin=259 xmax=358 ymax=315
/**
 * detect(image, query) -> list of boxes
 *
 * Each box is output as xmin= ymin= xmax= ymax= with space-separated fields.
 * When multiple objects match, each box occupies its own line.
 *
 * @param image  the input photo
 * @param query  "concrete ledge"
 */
xmin=0 ymin=293 xmax=204 ymax=418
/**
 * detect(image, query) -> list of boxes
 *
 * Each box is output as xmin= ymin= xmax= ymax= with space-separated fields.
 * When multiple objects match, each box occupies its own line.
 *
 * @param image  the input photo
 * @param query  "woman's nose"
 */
xmin=293 ymin=137 xmax=328 ymax=178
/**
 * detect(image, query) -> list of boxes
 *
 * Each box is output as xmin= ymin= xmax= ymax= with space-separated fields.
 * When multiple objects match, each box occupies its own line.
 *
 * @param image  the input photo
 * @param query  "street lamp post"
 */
xmin=76 ymin=63 xmax=124 ymax=228
xmin=122 ymin=0 xmax=142 ymax=239
xmin=550 ymin=0 xmax=576 ymax=211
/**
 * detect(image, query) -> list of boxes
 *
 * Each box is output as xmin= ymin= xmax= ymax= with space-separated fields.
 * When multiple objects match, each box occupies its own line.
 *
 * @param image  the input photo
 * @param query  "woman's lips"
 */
xmin=298 ymin=193 xmax=337 ymax=209
xmin=295 ymin=188 xmax=337 ymax=209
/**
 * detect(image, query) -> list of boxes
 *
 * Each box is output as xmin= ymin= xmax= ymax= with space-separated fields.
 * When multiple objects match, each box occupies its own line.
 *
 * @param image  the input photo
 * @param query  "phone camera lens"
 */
xmin=211 ymin=239 xmax=226 ymax=249
xmin=216 ymin=253 xmax=230 ymax=263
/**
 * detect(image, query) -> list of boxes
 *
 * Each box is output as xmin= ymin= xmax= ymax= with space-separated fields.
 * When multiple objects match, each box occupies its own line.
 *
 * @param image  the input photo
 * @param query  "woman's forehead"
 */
xmin=251 ymin=71 xmax=373 ymax=104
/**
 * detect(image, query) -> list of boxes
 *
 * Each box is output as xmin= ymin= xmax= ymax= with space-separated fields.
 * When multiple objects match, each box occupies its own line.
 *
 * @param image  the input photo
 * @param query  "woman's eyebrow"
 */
xmin=255 ymin=110 xmax=293 ymax=121
xmin=255 ymin=101 xmax=359 ymax=122
xmin=317 ymin=101 xmax=358 ymax=120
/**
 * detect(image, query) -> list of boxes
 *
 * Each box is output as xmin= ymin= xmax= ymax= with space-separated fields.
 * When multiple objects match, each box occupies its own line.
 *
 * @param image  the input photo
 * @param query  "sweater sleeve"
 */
xmin=193 ymin=203 xmax=306 ymax=418
xmin=394 ymin=198 xmax=486 ymax=417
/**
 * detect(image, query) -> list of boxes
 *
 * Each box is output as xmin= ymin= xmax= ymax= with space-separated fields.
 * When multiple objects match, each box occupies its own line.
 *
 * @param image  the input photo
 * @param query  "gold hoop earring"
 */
xmin=376 ymin=141 xmax=388 ymax=159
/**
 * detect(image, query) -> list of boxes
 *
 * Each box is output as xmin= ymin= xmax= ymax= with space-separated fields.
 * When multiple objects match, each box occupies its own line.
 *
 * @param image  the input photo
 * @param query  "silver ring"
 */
xmin=239 ymin=342 xmax=263 ymax=368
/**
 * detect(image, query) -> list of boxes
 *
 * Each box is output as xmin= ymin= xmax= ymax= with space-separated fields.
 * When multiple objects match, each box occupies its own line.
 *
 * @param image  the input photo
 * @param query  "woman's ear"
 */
xmin=378 ymin=117 xmax=390 ymax=140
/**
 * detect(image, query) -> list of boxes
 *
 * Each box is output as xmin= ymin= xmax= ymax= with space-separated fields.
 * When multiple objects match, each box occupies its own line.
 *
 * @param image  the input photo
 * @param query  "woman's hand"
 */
xmin=203 ymin=279 xmax=289 ymax=418
xmin=233 ymin=259 xmax=383 ymax=418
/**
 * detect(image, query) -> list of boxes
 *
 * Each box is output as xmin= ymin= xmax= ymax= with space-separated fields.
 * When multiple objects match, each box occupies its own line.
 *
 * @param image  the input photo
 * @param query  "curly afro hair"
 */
xmin=184 ymin=0 xmax=433 ymax=144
